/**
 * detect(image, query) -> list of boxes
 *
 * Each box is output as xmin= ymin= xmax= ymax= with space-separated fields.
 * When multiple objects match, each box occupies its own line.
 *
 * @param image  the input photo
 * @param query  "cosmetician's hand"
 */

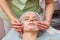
xmin=37 ymin=20 xmax=50 ymax=30
xmin=10 ymin=17 xmax=24 ymax=32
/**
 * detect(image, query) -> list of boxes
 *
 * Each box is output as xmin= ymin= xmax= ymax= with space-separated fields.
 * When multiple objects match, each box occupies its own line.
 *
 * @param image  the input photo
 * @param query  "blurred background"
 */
xmin=0 ymin=0 xmax=60 ymax=40
xmin=51 ymin=0 xmax=60 ymax=30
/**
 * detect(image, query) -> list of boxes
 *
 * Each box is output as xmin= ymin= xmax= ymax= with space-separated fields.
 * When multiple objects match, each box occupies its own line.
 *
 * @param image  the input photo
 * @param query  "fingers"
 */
xmin=37 ymin=21 xmax=49 ymax=30
xmin=11 ymin=19 xmax=23 ymax=26
xmin=37 ymin=23 xmax=49 ymax=29
xmin=10 ymin=18 xmax=23 ymax=32
xmin=11 ymin=21 xmax=24 ymax=29
xmin=38 ymin=21 xmax=49 ymax=26
xmin=38 ymin=25 xmax=48 ymax=30
xmin=14 ymin=19 xmax=20 ymax=23
xmin=12 ymin=26 xmax=24 ymax=29
xmin=13 ymin=26 xmax=23 ymax=32
xmin=11 ymin=23 xmax=23 ymax=26
xmin=11 ymin=22 xmax=24 ymax=32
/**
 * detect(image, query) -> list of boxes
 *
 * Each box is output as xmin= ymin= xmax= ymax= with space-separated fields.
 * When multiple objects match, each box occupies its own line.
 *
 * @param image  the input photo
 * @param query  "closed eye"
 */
xmin=23 ymin=16 xmax=29 ymax=21
xmin=33 ymin=16 xmax=39 ymax=21
xmin=24 ymin=18 xmax=29 ymax=21
xmin=34 ymin=19 xmax=38 ymax=21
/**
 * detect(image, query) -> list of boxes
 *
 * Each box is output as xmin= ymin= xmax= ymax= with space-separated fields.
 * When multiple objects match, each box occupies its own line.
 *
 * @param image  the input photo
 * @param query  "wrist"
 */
xmin=9 ymin=16 xmax=15 ymax=21
xmin=45 ymin=18 xmax=52 ymax=23
xmin=44 ymin=19 xmax=51 ymax=25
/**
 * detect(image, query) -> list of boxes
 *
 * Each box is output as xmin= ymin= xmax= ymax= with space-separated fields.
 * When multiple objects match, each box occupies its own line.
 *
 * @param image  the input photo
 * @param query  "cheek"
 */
xmin=34 ymin=21 xmax=38 ymax=25
xmin=23 ymin=21 xmax=30 ymax=27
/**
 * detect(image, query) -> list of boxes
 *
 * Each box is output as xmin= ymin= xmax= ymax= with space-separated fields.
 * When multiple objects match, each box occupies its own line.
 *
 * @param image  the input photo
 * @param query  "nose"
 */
xmin=30 ymin=19 xmax=34 ymax=22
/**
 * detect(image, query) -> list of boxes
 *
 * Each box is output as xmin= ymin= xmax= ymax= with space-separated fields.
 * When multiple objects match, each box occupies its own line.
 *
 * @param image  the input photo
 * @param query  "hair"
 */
xmin=18 ymin=11 xmax=42 ymax=21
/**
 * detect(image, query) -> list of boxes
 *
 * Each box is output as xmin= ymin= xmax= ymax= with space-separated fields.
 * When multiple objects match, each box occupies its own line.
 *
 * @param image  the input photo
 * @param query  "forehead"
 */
xmin=23 ymin=13 xmax=37 ymax=17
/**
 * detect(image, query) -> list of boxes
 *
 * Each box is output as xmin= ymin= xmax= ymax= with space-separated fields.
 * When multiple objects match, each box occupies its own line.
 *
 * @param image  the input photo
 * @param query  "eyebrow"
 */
xmin=23 ymin=16 xmax=29 ymax=18
xmin=33 ymin=16 xmax=38 ymax=18
xmin=23 ymin=16 xmax=38 ymax=18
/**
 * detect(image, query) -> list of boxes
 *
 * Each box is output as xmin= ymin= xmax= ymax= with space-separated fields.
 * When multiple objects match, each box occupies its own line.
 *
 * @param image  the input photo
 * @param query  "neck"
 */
xmin=22 ymin=31 xmax=37 ymax=40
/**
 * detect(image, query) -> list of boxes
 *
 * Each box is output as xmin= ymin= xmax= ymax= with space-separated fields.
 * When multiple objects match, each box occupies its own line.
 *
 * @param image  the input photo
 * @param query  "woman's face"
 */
xmin=22 ymin=13 xmax=39 ymax=26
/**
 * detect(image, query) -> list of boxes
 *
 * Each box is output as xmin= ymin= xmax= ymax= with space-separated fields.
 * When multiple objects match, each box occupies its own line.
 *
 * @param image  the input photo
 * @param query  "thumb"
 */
xmin=15 ymin=19 xmax=20 ymax=23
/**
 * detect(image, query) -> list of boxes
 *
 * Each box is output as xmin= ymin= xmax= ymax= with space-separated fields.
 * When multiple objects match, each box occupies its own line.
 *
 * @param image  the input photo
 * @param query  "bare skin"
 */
xmin=22 ymin=31 xmax=37 ymax=40
xmin=0 ymin=0 xmax=23 ymax=32
xmin=21 ymin=13 xmax=39 ymax=40
xmin=0 ymin=0 xmax=54 ymax=40
xmin=0 ymin=0 xmax=54 ymax=31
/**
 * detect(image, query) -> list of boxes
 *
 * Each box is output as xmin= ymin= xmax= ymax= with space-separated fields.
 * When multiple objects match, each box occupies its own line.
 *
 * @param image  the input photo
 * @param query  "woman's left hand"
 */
xmin=37 ymin=20 xmax=50 ymax=30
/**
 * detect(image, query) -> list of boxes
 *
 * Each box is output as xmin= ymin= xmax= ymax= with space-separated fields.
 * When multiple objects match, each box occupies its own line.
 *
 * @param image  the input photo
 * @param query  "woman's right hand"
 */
xmin=10 ymin=17 xmax=24 ymax=32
